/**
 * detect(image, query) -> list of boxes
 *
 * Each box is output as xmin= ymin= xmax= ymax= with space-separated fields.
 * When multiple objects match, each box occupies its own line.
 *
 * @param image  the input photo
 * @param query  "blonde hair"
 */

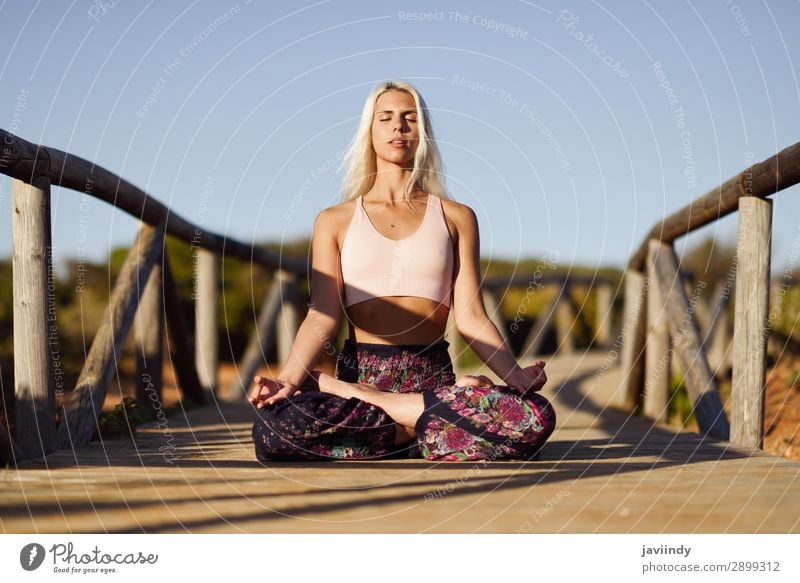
xmin=338 ymin=80 xmax=451 ymax=206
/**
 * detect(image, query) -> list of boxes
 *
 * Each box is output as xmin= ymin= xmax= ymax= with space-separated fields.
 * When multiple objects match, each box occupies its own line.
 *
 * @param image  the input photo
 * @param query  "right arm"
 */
xmin=249 ymin=207 xmax=344 ymax=408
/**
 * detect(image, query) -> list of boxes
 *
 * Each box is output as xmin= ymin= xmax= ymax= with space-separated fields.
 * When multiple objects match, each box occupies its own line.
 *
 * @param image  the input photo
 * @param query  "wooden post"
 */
xmin=195 ymin=249 xmax=219 ymax=399
xmin=616 ymin=270 xmax=648 ymax=410
xmin=649 ymin=240 xmax=730 ymax=440
xmin=643 ymin=240 xmax=671 ymax=423
xmin=520 ymin=288 xmax=559 ymax=359
xmin=731 ymin=197 xmax=772 ymax=449
xmin=706 ymin=280 xmax=733 ymax=376
xmin=0 ymin=420 xmax=23 ymax=466
xmin=276 ymin=270 xmax=301 ymax=367
xmin=225 ymin=273 xmax=285 ymax=401
xmin=482 ymin=287 xmax=509 ymax=345
xmin=554 ymin=284 xmax=575 ymax=354
xmin=12 ymin=176 xmax=57 ymax=460
xmin=135 ymin=252 xmax=163 ymax=420
xmin=685 ymin=274 xmax=710 ymax=332
xmin=162 ymin=254 xmax=206 ymax=406
xmin=595 ymin=282 xmax=613 ymax=348
xmin=57 ymin=224 xmax=164 ymax=449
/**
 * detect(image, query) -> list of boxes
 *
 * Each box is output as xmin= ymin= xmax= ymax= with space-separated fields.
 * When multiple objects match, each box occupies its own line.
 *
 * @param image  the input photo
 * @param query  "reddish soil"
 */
xmin=762 ymin=354 xmax=800 ymax=460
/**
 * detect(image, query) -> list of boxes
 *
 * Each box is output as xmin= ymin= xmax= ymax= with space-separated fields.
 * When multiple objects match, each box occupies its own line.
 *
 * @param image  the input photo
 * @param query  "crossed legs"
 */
xmin=316 ymin=372 xmax=424 ymax=444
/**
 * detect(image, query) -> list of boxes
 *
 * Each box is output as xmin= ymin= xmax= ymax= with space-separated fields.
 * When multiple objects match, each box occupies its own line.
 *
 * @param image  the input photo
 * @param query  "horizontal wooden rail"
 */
xmin=0 ymin=128 xmax=306 ymax=273
xmin=628 ymin=141 xmax=800 ymax=272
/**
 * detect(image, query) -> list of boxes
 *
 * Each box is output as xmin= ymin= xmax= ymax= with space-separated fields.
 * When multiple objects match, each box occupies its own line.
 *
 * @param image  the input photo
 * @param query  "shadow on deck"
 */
xmin=2 ymin=352 xmax=798 ymax=533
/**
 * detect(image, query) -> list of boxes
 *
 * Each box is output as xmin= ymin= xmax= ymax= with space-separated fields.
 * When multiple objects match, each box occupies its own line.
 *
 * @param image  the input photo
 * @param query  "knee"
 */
xmin=252 ymin=409 xmax=292 ymax=462
xmin=529 ymin=393 xmax=556 ymax=434
xmin=515 ymin=393 xmax=556 ymax=455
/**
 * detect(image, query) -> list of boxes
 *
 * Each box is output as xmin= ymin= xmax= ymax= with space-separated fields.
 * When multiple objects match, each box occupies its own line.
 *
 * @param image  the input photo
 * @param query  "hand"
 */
xmin=249 ymin=376 xmax=299 ymax=409
xmin=504 ymin=360 xmax=547 ymax=394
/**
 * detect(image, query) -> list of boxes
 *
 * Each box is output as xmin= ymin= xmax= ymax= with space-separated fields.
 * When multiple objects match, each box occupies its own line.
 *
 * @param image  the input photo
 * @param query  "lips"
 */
xmin=389 ymin=139 xmax=408 ymax=147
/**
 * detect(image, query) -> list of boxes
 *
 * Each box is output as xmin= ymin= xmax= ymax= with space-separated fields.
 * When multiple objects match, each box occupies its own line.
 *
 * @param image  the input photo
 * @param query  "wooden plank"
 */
xmin=57 ymin=224 xmax=164 ymax=449
xmin=4 ymin=353 xmax=799 ymax=534
xmin=162 ymin=254 xmax=206 ymax=406
xmin=135 ymin=255 xmax=164 ymax=419
xmin=12 ymin=176 xmax=57 ymax=460
xmin=616 ymin=270 xmax=647 ymax=410
xmin=195 ymin=250 xmax=219 ymax=399
xmin=649 ymin=240 xmax=730 ymax=440
xmin=643 ymin=240 xmax=670 ymax=423
xmin=223 ymin=273 xmax=285 ymax=401
xmin=731 ymin=197 xmax=773 ymax=449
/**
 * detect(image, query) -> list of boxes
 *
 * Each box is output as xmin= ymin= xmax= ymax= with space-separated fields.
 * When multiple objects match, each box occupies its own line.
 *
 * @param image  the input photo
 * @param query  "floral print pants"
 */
xmin=252 ymin=339 xmax=556 ymax=462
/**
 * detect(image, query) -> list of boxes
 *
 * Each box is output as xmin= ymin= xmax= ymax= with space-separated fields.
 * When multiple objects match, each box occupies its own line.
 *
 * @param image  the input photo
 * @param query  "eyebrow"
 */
xmin=375 ymin=109 xmax=418 ymax=114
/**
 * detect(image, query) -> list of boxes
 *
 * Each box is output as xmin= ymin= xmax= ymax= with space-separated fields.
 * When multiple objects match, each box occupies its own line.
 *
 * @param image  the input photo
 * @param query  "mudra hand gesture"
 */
xmin=248 ymin=376 xmax=300 ymax=409
xmin=504 ymin=360 xmax=547 ymax=394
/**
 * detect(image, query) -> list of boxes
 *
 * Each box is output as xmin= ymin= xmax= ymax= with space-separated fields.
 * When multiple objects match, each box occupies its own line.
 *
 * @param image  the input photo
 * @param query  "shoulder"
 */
xmin=315 ymin=198 xmax=357 ymax=225
xmin=439 ymin=197 xmax=478 ymax=241
xmin=314 ymin=198 xmax=358 ymax=248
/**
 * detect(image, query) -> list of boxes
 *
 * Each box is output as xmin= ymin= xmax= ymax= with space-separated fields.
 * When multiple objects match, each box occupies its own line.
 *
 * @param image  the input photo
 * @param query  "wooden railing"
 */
xmin=0 ymin=127 xmax=648 ymax=465
xmin=0 ymin=128 xmax=307 ymax=463
xmin=479 ymin=273 xmax=616 ymax=361
xmin=617 ymin=141 xmax=800 ymax=448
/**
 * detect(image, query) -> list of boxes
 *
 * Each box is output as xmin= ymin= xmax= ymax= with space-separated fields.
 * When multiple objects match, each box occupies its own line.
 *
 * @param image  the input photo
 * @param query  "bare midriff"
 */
xmin=345 ymin=296 xmax=450 ymax=345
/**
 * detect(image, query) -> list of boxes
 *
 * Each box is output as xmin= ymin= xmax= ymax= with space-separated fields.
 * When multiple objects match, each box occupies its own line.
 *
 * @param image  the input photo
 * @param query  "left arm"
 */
xmin=449 ymin=204 xmax=545 ymax=391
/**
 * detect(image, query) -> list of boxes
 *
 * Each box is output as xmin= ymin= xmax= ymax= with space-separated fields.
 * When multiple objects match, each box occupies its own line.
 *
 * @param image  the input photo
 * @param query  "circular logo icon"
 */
xmin=20 ymin=543 xmax=46 ymax=571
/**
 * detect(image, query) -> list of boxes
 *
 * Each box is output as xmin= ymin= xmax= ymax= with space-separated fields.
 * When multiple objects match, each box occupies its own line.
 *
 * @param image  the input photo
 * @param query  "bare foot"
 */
xmin=317 ymin=373 xmax=420 ymax=445
xmin=318 ymin=372 xmax=381 ymax=400
xmin=456 ymin=374 xmax=495 ymax=389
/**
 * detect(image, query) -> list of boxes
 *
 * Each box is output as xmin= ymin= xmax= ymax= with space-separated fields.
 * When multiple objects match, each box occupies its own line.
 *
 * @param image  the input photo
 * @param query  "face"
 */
xmin=371 ymin=90 xmax=420 ymax=164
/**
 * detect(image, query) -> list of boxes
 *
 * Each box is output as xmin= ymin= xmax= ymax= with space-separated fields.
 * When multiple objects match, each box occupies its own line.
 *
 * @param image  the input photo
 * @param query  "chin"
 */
xmin=379 ymin=151 xmax=416 ymax=164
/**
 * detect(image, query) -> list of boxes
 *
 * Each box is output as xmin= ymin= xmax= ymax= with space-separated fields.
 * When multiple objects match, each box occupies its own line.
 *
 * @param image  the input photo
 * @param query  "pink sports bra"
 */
xmin=340 ymin=193 xmax=455 ymax=308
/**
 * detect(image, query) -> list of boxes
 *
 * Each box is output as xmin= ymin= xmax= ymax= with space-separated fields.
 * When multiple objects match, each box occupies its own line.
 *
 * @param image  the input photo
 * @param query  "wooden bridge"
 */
xmin=1 ymin=129 xmax=799 ymax=532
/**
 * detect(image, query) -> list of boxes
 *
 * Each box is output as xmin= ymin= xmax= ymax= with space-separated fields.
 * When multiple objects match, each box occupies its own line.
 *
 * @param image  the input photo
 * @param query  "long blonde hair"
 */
xmin=338 ymin=80 xmax=451 ymax=206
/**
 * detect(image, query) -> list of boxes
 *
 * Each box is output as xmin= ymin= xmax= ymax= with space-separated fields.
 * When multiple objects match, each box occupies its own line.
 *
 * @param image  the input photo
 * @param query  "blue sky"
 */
xmin=1 ymin=0 xmax=799 ymax=276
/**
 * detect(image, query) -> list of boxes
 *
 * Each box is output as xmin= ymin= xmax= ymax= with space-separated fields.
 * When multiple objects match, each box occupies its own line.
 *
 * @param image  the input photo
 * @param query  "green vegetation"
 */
xmin=95 ymin=397 xmax=148 ymax=441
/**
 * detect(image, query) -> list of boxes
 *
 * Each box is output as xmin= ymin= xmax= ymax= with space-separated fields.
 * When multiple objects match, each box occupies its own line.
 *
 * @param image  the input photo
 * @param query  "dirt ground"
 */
xmin=762 ymin=353 xmax=800 ymax=460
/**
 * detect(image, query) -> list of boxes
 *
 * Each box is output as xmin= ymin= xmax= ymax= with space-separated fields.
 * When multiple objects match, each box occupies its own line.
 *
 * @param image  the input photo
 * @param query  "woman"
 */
xmin=250 ymin=80 xmax=555 ymax=461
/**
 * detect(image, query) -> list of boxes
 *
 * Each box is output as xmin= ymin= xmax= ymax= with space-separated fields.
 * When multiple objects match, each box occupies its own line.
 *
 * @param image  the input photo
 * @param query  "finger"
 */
xmin=263 ymin=395 xmax=286 ymax=407
xmin=256 ymin=396 xmax=274 ymax=409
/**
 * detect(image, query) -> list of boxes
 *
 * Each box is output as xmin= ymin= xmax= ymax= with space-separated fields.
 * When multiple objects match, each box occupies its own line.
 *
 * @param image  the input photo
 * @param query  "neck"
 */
xmin=370 ymin=160 xmax=422 ymax=203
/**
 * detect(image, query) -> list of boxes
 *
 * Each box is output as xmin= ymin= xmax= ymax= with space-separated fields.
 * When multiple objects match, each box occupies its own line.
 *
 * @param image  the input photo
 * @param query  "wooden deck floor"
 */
xmin=2 ymin=352 xmax=799 ymax=533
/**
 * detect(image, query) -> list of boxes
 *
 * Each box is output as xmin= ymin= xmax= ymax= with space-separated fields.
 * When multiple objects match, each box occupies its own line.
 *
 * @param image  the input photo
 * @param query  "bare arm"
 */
xmin=450 ymin=205 xmax=546 ymax=393
xmin=249 ymin=208 xmax=344 ymax=407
